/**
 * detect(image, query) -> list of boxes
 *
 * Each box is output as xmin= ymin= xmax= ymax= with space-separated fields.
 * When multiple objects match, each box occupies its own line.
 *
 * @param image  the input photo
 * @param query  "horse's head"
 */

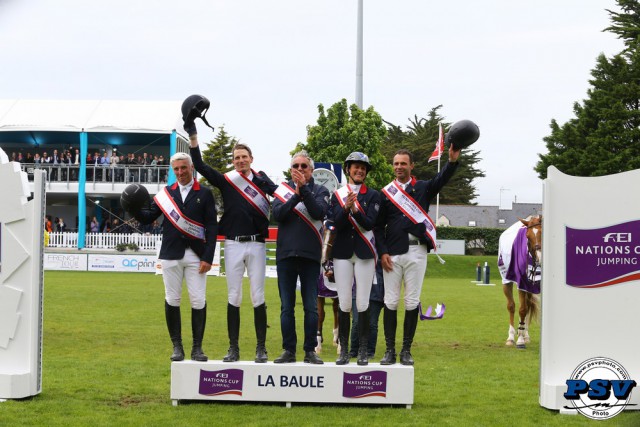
xmin=519 ymin=215 xmax=542 ymax=264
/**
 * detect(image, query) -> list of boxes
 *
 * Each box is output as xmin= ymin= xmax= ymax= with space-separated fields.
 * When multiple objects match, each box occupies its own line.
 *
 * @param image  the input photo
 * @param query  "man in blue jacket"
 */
xmin=187 ymin=124 xmax=277 ymax=363
xmin=271 ymin=150 xmax=329 ymax=364
xmin=375 ymin=147 xmax=460 ymax=365
xmin=132 ymin=152 xmax=218 ymax=362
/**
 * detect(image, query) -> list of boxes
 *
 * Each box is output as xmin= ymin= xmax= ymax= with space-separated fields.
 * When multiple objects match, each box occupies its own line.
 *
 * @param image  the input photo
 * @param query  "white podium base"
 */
xmin=171 ymin=360 xmax=414 ymax=408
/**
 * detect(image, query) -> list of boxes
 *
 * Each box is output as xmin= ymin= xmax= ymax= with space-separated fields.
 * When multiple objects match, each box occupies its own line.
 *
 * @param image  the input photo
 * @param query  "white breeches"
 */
xmin=383 ymin=244 xmax=428 ymax=310
xmin=224 ymin=240 xmax=266 ymax=307
xmin=162 ymin=248 xmax=207 ymax=309
xmin=334 ymin=256 xmax=375 ymax=313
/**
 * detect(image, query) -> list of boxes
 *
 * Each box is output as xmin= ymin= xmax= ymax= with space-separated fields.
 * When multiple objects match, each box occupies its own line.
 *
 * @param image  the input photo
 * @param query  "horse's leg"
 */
xmin=516 ymin=290 xmax=527 ymax=349
xmin=316 ymin=297 xmax=325 ymax=353
xmin=502 ymin=283 xmax=516 ymax=346
xmin=332 ymin=298 xmax=341 ymax=353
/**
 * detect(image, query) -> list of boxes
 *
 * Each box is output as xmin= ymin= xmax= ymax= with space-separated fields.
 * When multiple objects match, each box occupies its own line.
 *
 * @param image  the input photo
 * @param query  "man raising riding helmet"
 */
xmin=328 ymin=152 xmax=381 ymax=366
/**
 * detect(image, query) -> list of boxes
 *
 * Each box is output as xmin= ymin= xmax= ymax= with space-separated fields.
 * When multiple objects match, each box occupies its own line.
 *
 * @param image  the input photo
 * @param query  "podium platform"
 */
xmin=171 ymin=360 xmax=414 ymax=408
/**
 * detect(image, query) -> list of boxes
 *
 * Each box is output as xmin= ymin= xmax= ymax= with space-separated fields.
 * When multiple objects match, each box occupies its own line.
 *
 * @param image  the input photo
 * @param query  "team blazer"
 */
xmin=375 ymin=161 xmax=459 ymax=256
xmin=135 ymin=180 xmax=218 ymax=263
xmin=190 ymin=146 xmax=277 ymax=238
xmin=328 ymin=183 xmax=380 ymax=260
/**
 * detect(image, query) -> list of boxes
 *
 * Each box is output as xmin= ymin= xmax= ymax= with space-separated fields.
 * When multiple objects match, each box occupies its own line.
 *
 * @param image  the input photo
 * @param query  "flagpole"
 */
xmin=435 ymin=122 xmax=442 ymax=226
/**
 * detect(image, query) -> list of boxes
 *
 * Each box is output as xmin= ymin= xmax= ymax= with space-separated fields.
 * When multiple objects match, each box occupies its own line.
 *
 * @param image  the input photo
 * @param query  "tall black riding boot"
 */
xmin=254 ymin=303 xmax=268 ymax=363
xmin=191 ymin=304 xmax=208 ymax=362
xmin=335 ymin=310 xmax=351 ymax=365
xmin=400 ymin=308 xmax=419 ymax=365
xmin=357 ymin=309 xmax=370 ymax=366
xmin=165 ymin=301 xmax=184 ymax=362
xmin=223 ymin=303 xmax=240 ymax=362
xmin=380 ymin=305 xmax=397 ymax=365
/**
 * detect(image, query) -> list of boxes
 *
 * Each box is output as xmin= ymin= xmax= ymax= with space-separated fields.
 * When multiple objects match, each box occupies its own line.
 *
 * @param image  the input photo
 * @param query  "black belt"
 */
xmin=228 ymin=235 xmax=265 ymax=243
xmin=408 ymin=240 xmax=424 ymax=246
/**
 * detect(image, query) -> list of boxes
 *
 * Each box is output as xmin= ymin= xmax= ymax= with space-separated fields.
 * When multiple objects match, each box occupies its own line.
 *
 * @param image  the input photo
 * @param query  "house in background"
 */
xmin=436 ymin=202 xmax=542 ymax=229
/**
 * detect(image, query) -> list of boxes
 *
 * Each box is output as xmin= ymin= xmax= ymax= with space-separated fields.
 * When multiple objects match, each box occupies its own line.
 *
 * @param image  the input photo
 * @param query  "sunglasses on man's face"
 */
xmin=291 ymin=163 xmax=309 ymax=169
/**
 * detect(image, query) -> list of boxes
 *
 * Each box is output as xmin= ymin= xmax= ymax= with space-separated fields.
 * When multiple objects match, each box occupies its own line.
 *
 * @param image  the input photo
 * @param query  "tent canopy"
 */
xmin=0 ymin=99 xmax=188 ymax=150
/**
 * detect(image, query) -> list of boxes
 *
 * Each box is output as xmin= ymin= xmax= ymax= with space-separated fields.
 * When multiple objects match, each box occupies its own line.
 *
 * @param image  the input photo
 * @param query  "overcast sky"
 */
xmin=0 ymin=0 xmax=624 ymax=207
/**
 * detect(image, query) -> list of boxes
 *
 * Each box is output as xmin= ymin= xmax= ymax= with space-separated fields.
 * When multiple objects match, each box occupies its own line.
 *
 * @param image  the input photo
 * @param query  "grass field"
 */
xmin=2 ymin=255 xmax=639 ymax=426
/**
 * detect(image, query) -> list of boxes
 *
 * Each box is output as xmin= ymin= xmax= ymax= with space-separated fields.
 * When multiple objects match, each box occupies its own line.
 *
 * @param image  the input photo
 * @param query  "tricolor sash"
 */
xmin=224 ymin=170 xmax=270 ymax=218
xmin=335 ymin=185 xmax=377 ymax=261
xmin=274 ymin=182 xmax=322 ymax=244
xmin=382 ymin=180 xmax=437 ymax=249
xmin=154 ymin=187 xmax=205 ymax=240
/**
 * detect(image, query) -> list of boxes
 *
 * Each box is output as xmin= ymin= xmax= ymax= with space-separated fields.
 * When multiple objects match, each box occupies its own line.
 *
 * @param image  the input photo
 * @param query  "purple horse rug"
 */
xmin=498 ymin=223 xmax=541 ymax=294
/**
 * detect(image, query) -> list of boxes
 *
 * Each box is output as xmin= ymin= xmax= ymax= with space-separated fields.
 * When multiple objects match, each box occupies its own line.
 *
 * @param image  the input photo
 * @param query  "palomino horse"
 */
xmin=497 ymin=215 xmax=542 ymax=349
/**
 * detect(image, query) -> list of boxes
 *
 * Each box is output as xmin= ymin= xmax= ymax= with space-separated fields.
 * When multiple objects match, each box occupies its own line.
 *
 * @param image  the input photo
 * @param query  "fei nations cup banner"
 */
xmin=540 ymin=166 xmax=640 ymax=416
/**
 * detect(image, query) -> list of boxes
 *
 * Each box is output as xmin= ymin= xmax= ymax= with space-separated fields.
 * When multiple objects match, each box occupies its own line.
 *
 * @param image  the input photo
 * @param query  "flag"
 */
xmin=428 ymin=123 xmax=445 ymax=163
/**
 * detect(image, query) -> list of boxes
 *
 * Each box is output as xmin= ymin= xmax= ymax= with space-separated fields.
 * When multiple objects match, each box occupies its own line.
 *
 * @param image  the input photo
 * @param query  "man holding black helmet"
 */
xmin=182 ymin=95 xmax=278 ymax=364
xmin=375 ymin=120 xmax=477 ymax=366
xmin=122 ymin=152 xmax=218 ymax=363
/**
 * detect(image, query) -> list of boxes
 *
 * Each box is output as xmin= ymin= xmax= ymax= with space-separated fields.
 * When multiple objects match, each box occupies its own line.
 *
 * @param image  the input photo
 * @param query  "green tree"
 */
xmin=384 ymin=106 xmax=485 ymax=204
xmin=293 ymin=99 xmax=393 ymax=189
xmin=199 ymin=125 xmax=237 ymax=213
xmin=536 ymin=1 xmax=640 ymax=178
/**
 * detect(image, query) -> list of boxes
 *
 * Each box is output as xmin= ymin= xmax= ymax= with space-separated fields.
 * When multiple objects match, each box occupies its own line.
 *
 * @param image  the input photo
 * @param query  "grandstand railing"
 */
xmin=47 ymin=232 xmax=161 ymax=251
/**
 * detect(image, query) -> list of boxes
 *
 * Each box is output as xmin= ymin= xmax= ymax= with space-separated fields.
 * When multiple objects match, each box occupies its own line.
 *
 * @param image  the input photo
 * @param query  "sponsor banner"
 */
xmin=199 ymin=369 xmax=243 ymax=396
xmin=343 ymin=370 xmax=387 ymax=398
xmin=171 ymin=361 xmax=413 ymax=406
xmin=88 ymin=254 xmax=157 ymax=272
xmin=566 ymin=221 xmax=640 ymax=288
xmin=436 ymin=239 xmax=465 ymax=255
xmin=44 ymin=253 xmax=88 ymax=271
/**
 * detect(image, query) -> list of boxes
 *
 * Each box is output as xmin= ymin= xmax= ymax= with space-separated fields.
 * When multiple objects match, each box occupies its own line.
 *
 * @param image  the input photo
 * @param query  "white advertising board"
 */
xmin=44 ymin=253 xmax=88 ymax=271
xmin=88 ymin=254 xmax=158 ymax=273
xmin=171 ymin=361 xmax=414 ymax=407
xmin=540 ymin=166 xmax=640 ymax=413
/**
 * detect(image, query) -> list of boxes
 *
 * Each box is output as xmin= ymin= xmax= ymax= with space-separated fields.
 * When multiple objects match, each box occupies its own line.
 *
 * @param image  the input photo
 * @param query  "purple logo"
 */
xmin=284 ymin=192 xmax=292 ymax=200
xmin=244 ymin=186 xmax=258 ymax=198
xmin=169 ymin=209 xmax=180 ymax=222
xmin=423 ymin=219 xmax=433 ymax=232
xmin=387 ymin=186 xmax=398 ymax=196
xmin=343 ymin=370 xmax=387 ymax=398
xmin=566 ymin=221 xmax=640 ymax=288
xmin=199 ymin=369 xmax=243 ymax=396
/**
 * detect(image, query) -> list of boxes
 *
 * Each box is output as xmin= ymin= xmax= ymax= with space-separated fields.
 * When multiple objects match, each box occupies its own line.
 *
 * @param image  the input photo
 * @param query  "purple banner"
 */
xmin=343 ymin=370 xmax=387 ymax=398
xmin=199 ymin=368 xmax=243 ymax=396
xmin=566 ymin=221 xmax=640 ymax=288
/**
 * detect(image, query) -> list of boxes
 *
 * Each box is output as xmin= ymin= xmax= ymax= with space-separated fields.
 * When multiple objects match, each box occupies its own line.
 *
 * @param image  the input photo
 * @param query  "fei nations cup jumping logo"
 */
xmin=565 ymin=221 xmax=640 ymax=288
xmin=564 ymin=357 xmax=636 ymax=420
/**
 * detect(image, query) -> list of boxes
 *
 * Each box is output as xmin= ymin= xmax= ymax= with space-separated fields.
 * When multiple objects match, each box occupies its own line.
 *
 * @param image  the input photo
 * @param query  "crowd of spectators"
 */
xmin=11 ymin=147 xmax=170 ymax=183
xmin=46 ymin=214 xmax=163 ymax=235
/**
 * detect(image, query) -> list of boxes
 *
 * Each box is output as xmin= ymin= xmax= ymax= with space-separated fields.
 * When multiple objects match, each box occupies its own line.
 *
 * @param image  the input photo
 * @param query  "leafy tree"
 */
xmin=199 ymin=125 xmax=236 ymax=213
xmin=383 ymin=106 xmax=485 ymax=204
xmin=293 ymin=99 xmax=393 ymax=189
xmin=536 ymin=1 xmax=640 ymax=178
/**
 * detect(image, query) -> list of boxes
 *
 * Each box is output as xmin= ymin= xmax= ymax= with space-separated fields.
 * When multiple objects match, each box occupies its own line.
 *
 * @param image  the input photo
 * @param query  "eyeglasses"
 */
xmin=291 ymin=163 xmax=309 ymax=169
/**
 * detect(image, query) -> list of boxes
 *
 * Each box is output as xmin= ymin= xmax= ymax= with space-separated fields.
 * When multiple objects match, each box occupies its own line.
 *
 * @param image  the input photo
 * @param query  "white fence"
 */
xmin=47 ymin=232 xmax=161 ymax=251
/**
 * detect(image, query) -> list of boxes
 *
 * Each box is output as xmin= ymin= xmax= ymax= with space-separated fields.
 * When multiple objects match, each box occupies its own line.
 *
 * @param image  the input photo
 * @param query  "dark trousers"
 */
xmin=277 ymin=257 xmax=320 ymax=353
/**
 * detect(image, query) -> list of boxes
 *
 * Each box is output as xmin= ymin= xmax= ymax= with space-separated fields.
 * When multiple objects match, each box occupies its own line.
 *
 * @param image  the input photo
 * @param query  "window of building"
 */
xmin=468 ymin=221 xmax=476 ymax=227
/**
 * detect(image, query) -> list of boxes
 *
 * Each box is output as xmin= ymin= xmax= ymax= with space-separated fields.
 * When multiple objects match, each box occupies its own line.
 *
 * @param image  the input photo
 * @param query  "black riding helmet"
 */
xmin=181 ymin=94 xmax=215 ymax=131
xmin=445 ymin=119 xmax=480 ymax=150
xmin=120 ymin=183 xmax=150 ymax=215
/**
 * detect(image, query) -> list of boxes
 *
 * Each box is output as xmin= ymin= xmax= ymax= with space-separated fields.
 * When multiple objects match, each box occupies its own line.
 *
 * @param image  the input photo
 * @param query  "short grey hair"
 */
xmin=170 ymin=152 xmax=193 ymax=166
xmin=291 ymin=150 xmax=314 ymax=169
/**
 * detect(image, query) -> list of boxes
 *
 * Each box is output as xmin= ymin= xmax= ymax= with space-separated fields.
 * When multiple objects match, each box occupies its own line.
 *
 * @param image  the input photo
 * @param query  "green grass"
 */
xmin=2 ymin=256 xmax=638 ymax=426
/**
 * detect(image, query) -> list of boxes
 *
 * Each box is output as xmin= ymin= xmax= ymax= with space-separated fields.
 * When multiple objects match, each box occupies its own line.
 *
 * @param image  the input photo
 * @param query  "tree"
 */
xmin=536 ymin=1 xmax=640 ymax=178
xmin=199 ymin=125 xmax=237 ymax=213
xmin=383 ymin=106 xmax=485 ymax=204
xmin=293 ymin=99 xmax=393 ymax=189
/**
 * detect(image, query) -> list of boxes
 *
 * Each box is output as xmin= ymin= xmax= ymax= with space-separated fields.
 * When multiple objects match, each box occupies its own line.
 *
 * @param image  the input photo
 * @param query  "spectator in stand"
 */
xmin=17 ymin=152 xmax=25 ymax=163
xmin=103 ymin=218 xmax=112 ymax=233
xmin=110 ymin=149 xmax=120 ymax=182
xmin=157 ymin=155 xmax=167 ymax=182
xmin=90 ymin=216 xmax=100 ymax=233
xmin=45 ymin=215 xmax=53 ymax=233
xmin=100 ymin=151 xmax=110 ymax=181
xmin=26 ymin=152 xmax=33 ymax=163
xmin=152 ymin=220 xmax=162 ymax=235
xmin=57 ymin=217 xmax=66 ymax=232
xmin=34 ymin=153 xmax=41 ymax=165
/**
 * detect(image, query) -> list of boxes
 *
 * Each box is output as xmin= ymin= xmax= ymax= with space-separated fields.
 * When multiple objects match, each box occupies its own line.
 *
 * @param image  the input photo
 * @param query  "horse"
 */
xmin=497 ymin=215 xmax=542 ymax=349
